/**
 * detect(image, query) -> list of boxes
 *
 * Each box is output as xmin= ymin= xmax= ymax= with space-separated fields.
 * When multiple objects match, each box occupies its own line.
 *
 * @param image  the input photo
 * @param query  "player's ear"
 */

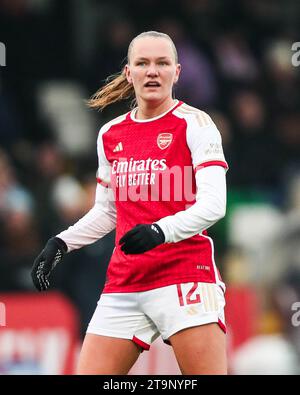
xmin=174 ymin=63 xmax=181 ymax=84
xmin=124 ymin=64 xmax=133 ymax=84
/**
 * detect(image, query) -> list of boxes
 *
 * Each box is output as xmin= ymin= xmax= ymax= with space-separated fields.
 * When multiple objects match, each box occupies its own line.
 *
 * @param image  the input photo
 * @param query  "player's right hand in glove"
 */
xmin=31 ymin=237 xmax=67 ymax=291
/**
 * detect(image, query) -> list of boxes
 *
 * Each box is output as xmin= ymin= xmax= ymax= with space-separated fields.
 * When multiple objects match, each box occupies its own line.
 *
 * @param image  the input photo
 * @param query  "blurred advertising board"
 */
xmin=0 ymin=292 xmax=80 ymax=374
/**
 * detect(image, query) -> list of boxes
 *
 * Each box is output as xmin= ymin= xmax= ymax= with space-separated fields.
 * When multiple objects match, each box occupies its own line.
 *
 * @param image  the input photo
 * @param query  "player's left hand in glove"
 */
xmin=119 ymin=223 xmax=165 ymax=254
xmin=31 ymin=237 xmax=67 ymax=291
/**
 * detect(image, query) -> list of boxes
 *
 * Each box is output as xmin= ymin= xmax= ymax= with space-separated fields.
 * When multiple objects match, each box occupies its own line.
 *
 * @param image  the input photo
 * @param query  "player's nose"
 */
xmin=146 ymin=64 xmax=159 ymax=76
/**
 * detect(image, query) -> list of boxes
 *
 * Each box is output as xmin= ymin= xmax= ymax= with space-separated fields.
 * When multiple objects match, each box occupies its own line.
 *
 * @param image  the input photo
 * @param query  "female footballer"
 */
xmin=31 ymin=31 xmax=228 ymax=375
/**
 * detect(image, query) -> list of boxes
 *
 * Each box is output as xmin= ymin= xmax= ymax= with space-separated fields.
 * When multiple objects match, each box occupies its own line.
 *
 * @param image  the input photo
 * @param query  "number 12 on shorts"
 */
xmin=177 ymin=283 xmax=201 ymax=306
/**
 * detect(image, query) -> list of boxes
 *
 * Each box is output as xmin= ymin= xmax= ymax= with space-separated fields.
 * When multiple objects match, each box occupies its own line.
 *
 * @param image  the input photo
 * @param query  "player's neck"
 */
xmin=135 ymin=98 xmax=176 ymax=120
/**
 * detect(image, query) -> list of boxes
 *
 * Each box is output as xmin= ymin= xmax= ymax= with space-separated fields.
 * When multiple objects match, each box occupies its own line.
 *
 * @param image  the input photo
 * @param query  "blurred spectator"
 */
xmin=275 ymin=113 xmax=300 ymax=177
xmin=229 ymin=90 xmax=282 ymax=188
xmin=0 ymin=149 xmax=34 ymax=218
xmin=157 ymin=18 xmax=218 ymax=107
xmin=178 ymin=0 xmax=221 ymax=43
xmin=52 ymin=174 xmax=87 ymax=226
xmin=264 ymin=38 xmax=300 ymax=112
xmin=91 ymin=18 xmax=134 ymax=84
xmin=0 ymin=88 xmax=23 ymax=152
xmin=29 ymin=143 xmax=67 ymax=239
xmin=214 ymin=32 xmax=259 ymax=83
xmin=0 ymin=149 xmax=38 ymax=291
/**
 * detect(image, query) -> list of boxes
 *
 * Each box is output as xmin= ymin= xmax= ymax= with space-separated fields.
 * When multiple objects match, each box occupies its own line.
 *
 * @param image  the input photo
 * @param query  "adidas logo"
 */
xmin=113 ymin=142 xmax=123 ymax=152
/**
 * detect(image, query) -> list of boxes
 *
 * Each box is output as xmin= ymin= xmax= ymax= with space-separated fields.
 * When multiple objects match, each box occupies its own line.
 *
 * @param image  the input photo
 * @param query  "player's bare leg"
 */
xmin=169 ymin=323 xmax=227 ymax=375
xmin=77 ymin=333 xmax=141 ymax=374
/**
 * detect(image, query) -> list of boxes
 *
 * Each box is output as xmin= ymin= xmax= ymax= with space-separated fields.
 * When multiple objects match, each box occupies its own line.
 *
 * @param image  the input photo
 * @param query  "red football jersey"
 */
xmin=97 ymin=101 xmax=228 ymax=293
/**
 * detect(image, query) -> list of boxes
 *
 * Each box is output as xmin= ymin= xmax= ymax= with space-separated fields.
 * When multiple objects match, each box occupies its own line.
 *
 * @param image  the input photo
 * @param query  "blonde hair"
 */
xmin=87 ymin=31 xmax=178 ymax=110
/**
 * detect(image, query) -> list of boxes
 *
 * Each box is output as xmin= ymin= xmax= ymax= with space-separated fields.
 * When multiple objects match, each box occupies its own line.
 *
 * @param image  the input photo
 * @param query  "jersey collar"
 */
xmin=130 ymin=100 xmax=180 ymax=123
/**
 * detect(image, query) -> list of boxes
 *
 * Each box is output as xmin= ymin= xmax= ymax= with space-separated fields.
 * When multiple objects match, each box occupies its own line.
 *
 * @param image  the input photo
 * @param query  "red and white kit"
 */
xmin=57 ymin=100 xmax=228 ymax=347
xmin=57 ymin=100 xmax=228 ymax=294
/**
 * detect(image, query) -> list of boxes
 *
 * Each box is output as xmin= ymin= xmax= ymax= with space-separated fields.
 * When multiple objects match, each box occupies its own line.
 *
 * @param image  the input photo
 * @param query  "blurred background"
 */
xmin=0 ymin=0 xmax=300 ymax=375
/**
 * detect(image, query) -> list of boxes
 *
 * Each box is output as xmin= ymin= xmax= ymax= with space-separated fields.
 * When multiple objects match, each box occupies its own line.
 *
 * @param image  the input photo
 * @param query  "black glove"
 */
xmin=119 ymin=224 xmax=165 ymax=254
xmin=31 ymin=237 xmax=67 ymax=291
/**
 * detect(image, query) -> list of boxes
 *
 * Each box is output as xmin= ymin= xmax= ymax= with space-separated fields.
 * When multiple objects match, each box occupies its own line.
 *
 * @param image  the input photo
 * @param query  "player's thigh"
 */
xmin=77 ymin=333 xmax=141 ymax=375
xmin=169 ymin=323 xmax=227 ymax=375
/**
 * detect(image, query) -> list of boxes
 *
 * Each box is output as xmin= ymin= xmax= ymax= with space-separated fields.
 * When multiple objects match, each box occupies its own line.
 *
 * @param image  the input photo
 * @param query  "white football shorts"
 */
xmin=87 ymin=281 xmax=226 ymax=351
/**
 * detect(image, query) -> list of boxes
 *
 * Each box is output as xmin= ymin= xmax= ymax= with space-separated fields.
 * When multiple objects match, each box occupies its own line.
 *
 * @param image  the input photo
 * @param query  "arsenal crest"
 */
xmin=157 ymin=133 xmax=173 ymax=150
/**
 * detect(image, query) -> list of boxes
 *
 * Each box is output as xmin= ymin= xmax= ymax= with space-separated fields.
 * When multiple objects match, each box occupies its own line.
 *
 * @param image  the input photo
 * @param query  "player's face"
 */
xmin=125 ymin=37 xmax=181 ymax=106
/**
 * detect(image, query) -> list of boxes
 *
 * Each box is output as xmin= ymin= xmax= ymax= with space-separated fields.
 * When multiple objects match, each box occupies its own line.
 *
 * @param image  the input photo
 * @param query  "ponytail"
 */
xmin=87 ymin=69 xmax=134 ymax=111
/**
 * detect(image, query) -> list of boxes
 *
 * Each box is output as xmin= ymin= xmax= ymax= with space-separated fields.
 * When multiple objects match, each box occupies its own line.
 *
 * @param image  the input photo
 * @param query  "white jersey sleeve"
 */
xmin=185 ymin=110 xmax=228 ymax=171
xmin=56 ymin=126 xmax=116 ymax=252
xmin=156 ymin=108 xmax=227 ymax=243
